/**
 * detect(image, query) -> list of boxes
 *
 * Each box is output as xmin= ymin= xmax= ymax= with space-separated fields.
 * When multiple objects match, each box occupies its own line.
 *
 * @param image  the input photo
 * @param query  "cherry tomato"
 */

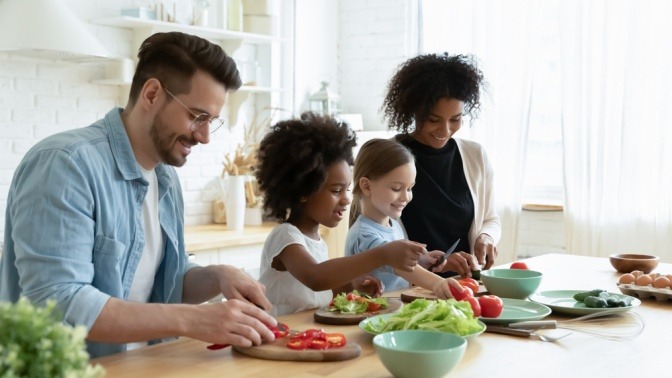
xmin=287 ymin=339 xmax=308 ymax=350
xmin=324 ymin=333 xmax=347 ymax=348
xmin=450 ymin=285 xmax=473 ymax=301
xmin=463 ymin=296 xmax=482 ymax=317
xmin=478 ymin=295 xmax=504 ymax=318
xmin=510 ymin=261 xmax=529 ymax=270
xmin=308 ymin=339 xmax=329 ymax=349
xmin=458 ymin=278 xmax=480 ymax=293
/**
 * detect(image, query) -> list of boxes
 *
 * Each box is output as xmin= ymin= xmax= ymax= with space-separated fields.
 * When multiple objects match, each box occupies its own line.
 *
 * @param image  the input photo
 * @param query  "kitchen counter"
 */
xmin=92 ymin=254 xmax=669 ymax=377
xmin=184 ymin=222 xmax=277 ymax=253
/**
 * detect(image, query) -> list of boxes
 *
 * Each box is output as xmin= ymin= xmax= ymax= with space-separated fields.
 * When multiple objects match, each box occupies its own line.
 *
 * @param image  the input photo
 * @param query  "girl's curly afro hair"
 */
xmin=255 ymin=112 xmax=357 ymax=222
xmin=381 ymin=53 xmax=485 ymax=134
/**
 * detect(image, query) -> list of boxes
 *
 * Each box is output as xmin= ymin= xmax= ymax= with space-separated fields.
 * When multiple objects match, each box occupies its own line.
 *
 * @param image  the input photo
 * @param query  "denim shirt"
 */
xmin=0 ymin=108 xmax=199 ymax=358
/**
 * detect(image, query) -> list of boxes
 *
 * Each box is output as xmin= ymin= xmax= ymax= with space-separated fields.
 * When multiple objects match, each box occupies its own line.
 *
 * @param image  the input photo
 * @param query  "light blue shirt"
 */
xmin=345 ymin=215 xmax=410 ymax=292
xmin=0 ymin=108 xmax=199 ymax=358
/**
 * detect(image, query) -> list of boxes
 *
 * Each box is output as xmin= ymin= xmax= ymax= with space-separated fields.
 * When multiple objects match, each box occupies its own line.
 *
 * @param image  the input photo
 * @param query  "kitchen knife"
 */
xmin=427 ymin=238 xmax=460 ymax=271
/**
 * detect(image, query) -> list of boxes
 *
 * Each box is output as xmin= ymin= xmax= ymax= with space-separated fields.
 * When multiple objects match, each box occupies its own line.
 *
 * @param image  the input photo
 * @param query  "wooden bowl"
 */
xmin=609 ymin=254 xmax=659 ymax=274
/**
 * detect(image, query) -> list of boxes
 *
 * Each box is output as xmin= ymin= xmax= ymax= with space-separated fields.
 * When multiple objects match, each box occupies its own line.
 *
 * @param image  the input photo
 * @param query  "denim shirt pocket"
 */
xmin=92 ymin=234 xmax=126 ymax=298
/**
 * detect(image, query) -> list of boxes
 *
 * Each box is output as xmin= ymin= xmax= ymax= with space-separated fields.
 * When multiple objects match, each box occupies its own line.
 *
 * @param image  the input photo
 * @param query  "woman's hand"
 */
xmin=419 ymin=250 xmax=447 ymax=272
xmin=442 ymin=252 xmax=479 ymax=278
xmin=474 ymin=233 xmax=498 ymax=269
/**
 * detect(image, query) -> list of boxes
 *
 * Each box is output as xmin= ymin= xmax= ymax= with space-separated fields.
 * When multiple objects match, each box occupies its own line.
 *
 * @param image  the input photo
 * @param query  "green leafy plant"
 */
xmin=0 ymin=298 xmax=104 ymax=377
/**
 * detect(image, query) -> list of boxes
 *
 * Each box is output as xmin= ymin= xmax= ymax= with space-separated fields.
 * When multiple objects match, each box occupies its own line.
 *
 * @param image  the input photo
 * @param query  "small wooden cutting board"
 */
xmin=313 ymin=298 xmax=403 ymax=325
xmin=233 ymin=338 xmax=361 ymax=362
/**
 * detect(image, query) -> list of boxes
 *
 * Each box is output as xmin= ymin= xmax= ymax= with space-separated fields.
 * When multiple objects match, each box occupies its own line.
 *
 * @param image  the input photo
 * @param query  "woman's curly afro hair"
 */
xmin=381 ymin=53 xmax=485 ymax=134
xmin=255 ymin=112 xmax=357 ymax=222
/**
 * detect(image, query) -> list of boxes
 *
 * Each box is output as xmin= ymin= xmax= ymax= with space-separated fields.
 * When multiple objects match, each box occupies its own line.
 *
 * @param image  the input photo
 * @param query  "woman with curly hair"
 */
xmin=255 ymin=112 xmax=432 ymax=316
xmin=381 ymin=53 xmax=501 ymax=278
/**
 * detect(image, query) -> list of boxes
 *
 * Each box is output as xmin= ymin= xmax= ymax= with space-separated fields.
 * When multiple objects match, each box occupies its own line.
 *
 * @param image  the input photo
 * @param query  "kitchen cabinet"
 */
xmin=91 ymin=15 xmax=287 ymax=127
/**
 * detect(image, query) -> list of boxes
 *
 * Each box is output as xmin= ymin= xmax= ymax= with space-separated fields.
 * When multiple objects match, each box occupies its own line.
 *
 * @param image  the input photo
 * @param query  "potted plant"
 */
xmin=0 ymin=298 xmax=105 ymax=377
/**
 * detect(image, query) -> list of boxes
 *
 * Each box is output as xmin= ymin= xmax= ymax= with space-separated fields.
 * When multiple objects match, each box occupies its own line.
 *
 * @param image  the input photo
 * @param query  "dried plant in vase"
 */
xmin=220 ymin=106 xmax=286 ymax=209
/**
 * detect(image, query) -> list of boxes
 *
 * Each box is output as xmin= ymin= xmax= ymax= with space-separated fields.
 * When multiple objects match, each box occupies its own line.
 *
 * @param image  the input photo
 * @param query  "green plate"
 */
xmin=479 ymin=298 xmax=552 ymax=325
xmin=358 ymin=313 xmax=486 ymax=340
xmin=529 ymin=290 xmax=641 ymax=316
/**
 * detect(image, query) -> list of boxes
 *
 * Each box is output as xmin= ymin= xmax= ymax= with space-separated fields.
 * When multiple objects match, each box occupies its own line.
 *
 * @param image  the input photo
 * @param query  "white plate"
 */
xmin=358 ymin=313 xmax=486 ymax=340
xmin=479 ymin=298 xmax=552 ymax=325
xmin=529 ymin=290 xmax=640 ymax=315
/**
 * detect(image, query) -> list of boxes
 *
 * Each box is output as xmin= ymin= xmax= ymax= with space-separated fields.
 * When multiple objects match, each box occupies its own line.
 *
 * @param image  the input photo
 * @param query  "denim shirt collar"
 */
xmin=104 ymin=108 xmax=176 ymax=192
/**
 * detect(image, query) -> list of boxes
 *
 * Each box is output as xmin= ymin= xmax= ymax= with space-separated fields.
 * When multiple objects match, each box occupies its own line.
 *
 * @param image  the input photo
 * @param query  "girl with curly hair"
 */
xmin=345 ymin=138 xmax=464 ymax=297
xmin=255 ymin=112 xmax=429 ymax=316
xmin=381 ymin=53 xmax=501 ymax=278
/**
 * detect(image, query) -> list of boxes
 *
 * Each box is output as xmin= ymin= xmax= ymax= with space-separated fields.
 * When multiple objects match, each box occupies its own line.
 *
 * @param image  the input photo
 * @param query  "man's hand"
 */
xmin=210 ymin=265 xmax=273 ymax=310
xmin=187 ymin=299 xmax=276 ymax=347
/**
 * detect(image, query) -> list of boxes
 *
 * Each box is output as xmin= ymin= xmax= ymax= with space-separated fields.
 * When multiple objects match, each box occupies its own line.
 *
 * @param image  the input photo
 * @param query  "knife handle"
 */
xmin=485 ymin=325 xmax=533 ymax=338
xmin=427 ymin=256 xmax=446 ymax=271
xmin=509 ymin=320 xmax=558 ymax=330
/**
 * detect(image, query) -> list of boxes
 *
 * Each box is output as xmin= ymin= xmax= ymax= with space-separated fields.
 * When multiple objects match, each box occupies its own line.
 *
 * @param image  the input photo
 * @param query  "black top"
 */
xmin=399 ymin=136 xmax=474 ymax=277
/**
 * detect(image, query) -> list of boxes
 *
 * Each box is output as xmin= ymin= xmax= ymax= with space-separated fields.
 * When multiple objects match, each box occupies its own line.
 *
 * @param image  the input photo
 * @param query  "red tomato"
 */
xmin=464 ymin=296 xmax=482 ymax=317
xmin=286 ymin=339 xmax=308 ymax=350
xmin=458 ymin=278 xmax=480 ymax=294
xmin=308 ymin=339 xmax=329 ymax=349
xmin=478 ymin=295 xmax=504 ymax=318
xmin=450 ymin=285 xmax=473 ymax=301
xmin=324 ymin=333 xmax=347 ymax=348
xmin=366 ymin=302 xmax=382 ymax=312
xmin=510 ymin=261 xmax=529 ymax=270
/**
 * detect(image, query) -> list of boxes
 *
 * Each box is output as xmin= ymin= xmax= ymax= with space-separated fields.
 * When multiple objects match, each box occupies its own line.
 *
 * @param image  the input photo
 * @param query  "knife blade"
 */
xmin=427 ymin=238 xmax=460 ymax=271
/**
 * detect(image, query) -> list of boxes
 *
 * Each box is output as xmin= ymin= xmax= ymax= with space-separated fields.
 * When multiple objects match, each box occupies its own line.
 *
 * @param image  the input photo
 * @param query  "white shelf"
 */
xmin=93 ymin=16 xmax=279 ymax=44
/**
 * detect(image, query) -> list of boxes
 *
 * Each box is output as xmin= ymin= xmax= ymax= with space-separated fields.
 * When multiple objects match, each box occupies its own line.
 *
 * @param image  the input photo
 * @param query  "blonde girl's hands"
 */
xmin=474 ymin=233 xmax=498 ymax=269
xmin=383 ymin=240 xmax=426 ymax=272
xmin=431 ymin=278 xmax=464 ymax=299
xmin=352 ymin=274 xmax=384 ymax=297
xmin=419 ymin=250 xmax=448 ymax=272
xmin=442 ymin=252 xmax=479 ymax=278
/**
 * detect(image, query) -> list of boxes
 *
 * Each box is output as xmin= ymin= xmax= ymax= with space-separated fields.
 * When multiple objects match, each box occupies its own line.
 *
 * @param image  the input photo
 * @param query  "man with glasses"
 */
xmin=0 ymin=32 xmax=276 ymax=358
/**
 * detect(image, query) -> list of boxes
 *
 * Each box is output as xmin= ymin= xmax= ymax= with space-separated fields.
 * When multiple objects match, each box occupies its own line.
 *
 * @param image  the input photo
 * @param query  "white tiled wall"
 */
xmin=0 ymin=0 xmax=252 ymax=241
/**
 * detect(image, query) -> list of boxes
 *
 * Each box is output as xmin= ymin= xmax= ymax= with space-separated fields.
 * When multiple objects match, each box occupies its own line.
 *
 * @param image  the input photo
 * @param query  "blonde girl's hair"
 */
xmin=349 ymin=138 xmax=415 ymax=226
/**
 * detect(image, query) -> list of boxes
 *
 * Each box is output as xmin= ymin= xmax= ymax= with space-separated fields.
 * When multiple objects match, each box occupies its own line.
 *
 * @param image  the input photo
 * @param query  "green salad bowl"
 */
xmin=373 ymin=330 xmax=466 ymax=378
xmin=481 ymin=269 xmax=543 ymax=299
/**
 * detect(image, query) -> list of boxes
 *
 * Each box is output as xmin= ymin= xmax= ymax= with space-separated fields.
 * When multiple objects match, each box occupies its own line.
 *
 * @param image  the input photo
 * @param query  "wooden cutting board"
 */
xmin=400 ymin=285 xmax=487 ymax=302
xmin=232 ymin=338 xmax=361 ymax=362
xmin=313 ymin=298 xmax=403 ymax=325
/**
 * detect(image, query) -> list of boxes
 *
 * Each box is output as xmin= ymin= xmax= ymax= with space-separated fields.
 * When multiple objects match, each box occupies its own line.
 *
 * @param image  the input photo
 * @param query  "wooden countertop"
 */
xmin=184 ymin=223 xmax=277 ymax=253
xmin=92 ymin=254 xmax=670 ymax=376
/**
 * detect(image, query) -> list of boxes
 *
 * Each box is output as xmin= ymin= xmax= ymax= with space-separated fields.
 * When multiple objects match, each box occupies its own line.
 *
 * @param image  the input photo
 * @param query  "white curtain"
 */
xmin=421 ymin=0 xmax=540 ymax=262
xmin=559 ymin=0 xmax=672 ymax=261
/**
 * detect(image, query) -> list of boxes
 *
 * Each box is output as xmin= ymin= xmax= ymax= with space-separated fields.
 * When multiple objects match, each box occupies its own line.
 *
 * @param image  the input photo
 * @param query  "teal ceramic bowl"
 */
xmin=481 ymin=269 xmax=543 ymax=299
xmin=373 ymin=330 xmax=466 ymax=378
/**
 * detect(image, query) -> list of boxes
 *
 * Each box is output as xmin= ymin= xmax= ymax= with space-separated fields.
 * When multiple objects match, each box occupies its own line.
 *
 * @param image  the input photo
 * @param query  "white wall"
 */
xmin=0 ymin=0 xmax=254 ymax=242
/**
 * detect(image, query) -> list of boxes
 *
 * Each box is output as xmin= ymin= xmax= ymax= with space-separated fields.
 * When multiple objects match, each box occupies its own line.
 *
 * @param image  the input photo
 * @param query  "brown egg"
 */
xmin=635 ymin=274 xmax=654 ymax=286
xmin=649 ymin=273 xmax=660 ymax=280
xmin=653 ymin=276 xmax=671 ymax=289
xmin=631 ymin=270 xmax=644 ymax=278
xmin=618 ymin=273 xmax=636 ymax=285
xmin=666 ymin=274 xmax=672 ymax=282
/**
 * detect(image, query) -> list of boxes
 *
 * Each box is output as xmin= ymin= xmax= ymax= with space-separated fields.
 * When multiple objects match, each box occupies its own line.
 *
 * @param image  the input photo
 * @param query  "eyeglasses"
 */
xmin=163 ymin=87 xmax=225 ymax=134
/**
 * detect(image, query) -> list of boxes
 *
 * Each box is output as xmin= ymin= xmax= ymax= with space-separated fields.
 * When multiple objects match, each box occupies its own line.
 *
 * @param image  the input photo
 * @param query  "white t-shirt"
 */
xmin=258 ymin=223 xmax=332 ymax=316
xmin=127 ymin=167 xmax=165 ymax=349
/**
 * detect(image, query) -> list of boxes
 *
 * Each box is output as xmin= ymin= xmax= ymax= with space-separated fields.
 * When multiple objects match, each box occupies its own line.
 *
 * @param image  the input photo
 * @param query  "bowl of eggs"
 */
xmin=609 ymin=253 xmax=659 ymax=274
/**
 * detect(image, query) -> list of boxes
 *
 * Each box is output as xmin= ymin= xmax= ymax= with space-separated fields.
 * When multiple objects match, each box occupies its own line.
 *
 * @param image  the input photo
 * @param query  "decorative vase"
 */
xmin=225 ymin=175 xmax=246 ymax=231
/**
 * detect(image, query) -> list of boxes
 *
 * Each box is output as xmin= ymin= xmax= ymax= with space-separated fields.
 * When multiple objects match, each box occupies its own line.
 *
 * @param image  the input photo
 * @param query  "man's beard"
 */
xmin=149 ymin=117 xmax=195 ymax=167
